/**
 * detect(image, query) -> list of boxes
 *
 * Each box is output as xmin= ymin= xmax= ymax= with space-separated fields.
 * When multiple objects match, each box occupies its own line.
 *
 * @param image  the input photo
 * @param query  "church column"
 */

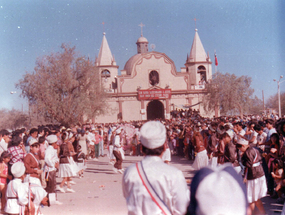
xmin=165 ymin=99 xmax=170 ymax=119
xmin=140 ymin=100 xmax=146 ymax=120
xmin=187 ymin=97 xmax=193 ymax=105
xmin=117 ymin=100 xmax=123 ymax=121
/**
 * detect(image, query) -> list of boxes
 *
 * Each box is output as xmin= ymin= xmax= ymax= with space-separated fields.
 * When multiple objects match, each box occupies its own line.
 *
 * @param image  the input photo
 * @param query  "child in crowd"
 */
xmin=5 ymin=162 xmax=30 ymax=215
xmin=76 ymin=146 xmax=86 ymax=178
xmin=23 ymin=139 xmax=42 ymax=186
xmin=38 ymin=136 xmax=47 ymax=188
xmin=0 ymin=152 xmax=11 ymax=212
xmin=271 ymin=159 xmax=284 ymax=203
xmin=44 ymin=134 xmax=62 ymax=205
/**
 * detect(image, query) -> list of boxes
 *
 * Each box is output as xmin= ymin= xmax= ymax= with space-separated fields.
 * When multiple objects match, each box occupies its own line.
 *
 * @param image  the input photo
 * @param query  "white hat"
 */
xmin=116 ymin=128 xmax=122 ymax=134
xmin=188 ymin=164 xmax=247 ymax=215
xmin=237 ymin=138 xmax=249 ymax=146
xmin=68 ymin=132 xmax=74 ymax=139
xmin=140 ymin=121 xmax=166 ymax=149
xmin=60 ymin=126 xmax=66 ymax=132
xmin=225 ymin=123 xmax=233 ymax=129
xmin=91 ymin=128 xmax=95 ymax=131
xmin=29 ymin=138 xmax=38 ymax=146
xmin=46 ymin=135 xmax=58 ymax=144
xmin=226 ymin=129 xmax=234 ymax=140
xmin=11 ymin=162 xmax=26 ymax=178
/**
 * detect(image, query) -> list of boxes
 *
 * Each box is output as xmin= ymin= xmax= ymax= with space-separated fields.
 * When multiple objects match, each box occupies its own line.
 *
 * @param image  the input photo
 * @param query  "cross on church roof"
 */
xmin=138 ymin=22 xmax=145 ymax=37
xmin=194 ymin=18 xmax=198 ymax=30
xmin=102 ymin=21 xmax=105 ymax=33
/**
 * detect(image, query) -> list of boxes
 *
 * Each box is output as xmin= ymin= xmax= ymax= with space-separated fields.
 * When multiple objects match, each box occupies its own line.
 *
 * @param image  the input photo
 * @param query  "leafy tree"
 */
xmin=203 ymin=72 xmax=254 ymax=117
xmin=16 ymin=44 xmax=108 ymax=127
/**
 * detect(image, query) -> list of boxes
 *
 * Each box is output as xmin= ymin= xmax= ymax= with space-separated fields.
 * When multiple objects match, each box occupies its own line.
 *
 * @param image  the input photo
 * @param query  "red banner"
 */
xmin=138 ymin=89 xmax=171 ymax=100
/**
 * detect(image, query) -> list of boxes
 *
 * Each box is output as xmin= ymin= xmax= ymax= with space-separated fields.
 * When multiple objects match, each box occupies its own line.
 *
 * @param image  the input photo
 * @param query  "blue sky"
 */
xmin=0 ymin=0 xmax=284 ymax=111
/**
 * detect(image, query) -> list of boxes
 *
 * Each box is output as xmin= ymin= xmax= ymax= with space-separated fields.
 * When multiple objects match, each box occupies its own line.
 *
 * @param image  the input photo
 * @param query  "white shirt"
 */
xmin=123 ymin=156 xmax=189 ymax=215
xmin=113 ymin=135 xmax=121 ymax=150
xmin=247 ymin=130 xmax=258 ymax=145
xmin=28 ymin=183 xmax=47 ymax=207
xmin=44 ymin=145 xmax=59 ymax=172
xmin=266 ymin=128 xmax=277 ymax=142
xmin=234 ymin=129 xmax=245 ymax=143
xmin=5 ymin=178 xmax=29 ymax=214
xmin=0 ymin=139 xmax=7 ymax=155
xmin=87 ymin=133 xmax=95 ymax=146
xmin=257 ymin=132 xmax=267 ymax=145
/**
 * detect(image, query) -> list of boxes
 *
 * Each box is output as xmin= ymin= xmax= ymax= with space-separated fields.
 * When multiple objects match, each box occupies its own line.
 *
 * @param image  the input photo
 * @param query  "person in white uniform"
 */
xmin=122 ymin=121 xmax=189 ymax=215
xmin=5 ymin=162 xmax=29 ymax=215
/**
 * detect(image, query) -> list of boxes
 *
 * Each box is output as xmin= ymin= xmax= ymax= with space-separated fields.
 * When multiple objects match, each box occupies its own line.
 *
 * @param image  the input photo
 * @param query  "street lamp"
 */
xmin=273 ymin=75 xmax=284 ymax=118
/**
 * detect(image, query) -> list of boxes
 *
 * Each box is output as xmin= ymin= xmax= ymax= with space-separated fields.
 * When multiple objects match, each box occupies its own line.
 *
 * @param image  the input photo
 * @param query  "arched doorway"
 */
xmin=147 ymin=100 xmax=164 ymax=120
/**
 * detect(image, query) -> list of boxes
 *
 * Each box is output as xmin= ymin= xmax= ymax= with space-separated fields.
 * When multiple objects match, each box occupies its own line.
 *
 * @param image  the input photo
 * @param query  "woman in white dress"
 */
xmin=78 ymin=130 xmax=88 ymax=155
xmin=108 ymin=128 xmax=116 ymax=164
xmin=162 ymin=141 xmax=171 ymax=164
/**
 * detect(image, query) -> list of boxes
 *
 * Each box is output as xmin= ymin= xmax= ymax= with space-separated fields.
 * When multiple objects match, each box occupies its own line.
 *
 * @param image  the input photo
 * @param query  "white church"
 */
xmin=94 ymin=25 xmax=213 ymax=123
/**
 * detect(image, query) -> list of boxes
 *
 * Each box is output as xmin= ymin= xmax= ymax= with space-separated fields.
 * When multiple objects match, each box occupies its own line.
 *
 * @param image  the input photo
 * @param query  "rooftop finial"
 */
xmin=139 ymin=22 xmax=145 ymax=37
xmin=102 ymin=21 xmax=105 ymax=34
xmin=194 ymin=18 xmax=198 ymax=31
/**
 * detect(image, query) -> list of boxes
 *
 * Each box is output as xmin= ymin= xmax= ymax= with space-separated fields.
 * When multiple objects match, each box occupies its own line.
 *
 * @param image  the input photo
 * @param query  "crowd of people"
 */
xmin=0 ymin=107 xmax=285 ymax=214
xmin=0 ymin=125 xmax=113 ymax=215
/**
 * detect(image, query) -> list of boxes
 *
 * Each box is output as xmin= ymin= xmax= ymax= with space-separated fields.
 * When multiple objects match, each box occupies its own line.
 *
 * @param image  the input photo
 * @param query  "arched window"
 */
xmin=197 ymin=66 xmax=206 ymax=72
xmin=101 ymin=70 xmax=111 ymax=78
xmin=197 ymin=65 xmax=207 ymax=83
xmin=149 ymin=70 xmax=159 ymax=86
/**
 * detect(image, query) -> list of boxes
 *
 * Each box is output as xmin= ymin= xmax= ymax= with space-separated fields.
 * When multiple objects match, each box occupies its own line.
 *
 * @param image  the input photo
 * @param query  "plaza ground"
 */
xmin=37 ymin=151 xmax=284 ymax=215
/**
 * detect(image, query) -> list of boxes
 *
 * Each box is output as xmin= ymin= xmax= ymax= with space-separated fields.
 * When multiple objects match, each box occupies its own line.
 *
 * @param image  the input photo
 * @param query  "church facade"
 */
xmin=94 ymin=28 xmax=213 ymax=123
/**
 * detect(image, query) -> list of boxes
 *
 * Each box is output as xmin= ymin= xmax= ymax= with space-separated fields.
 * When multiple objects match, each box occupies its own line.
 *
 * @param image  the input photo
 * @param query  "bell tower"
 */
xmin=185 ymin=28 xmax=212 ymax=88
xmin=95 ymin=31 xmax=119 ymax=92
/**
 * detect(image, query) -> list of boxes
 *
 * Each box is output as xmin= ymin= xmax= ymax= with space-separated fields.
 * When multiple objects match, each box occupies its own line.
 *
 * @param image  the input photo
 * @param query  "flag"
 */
xmin=215 ymin=53 xmax=218 ymax=66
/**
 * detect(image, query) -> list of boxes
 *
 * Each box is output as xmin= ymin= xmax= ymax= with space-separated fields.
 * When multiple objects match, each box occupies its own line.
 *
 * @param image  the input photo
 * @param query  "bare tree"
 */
xmin=0 ymin=109 xmax=29 ymax=130
xmin=16 ymin=44 xmax=108 ymax=127
xmin=203 ymin=72 xmax=254 ymax=118
xmin=266 ymin=92 xmax=285 ymax=116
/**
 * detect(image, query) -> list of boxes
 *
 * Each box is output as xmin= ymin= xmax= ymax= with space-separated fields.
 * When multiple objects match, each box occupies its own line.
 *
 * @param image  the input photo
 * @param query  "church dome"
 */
xmin=137 ymin=37 xmax=148 ymax=43
xmin=123 ymin=54 xmax=142 ymax=75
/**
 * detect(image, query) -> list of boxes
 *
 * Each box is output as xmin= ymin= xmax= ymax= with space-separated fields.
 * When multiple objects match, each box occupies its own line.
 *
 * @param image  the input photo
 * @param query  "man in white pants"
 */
xmin=98 ymin=126 xmax=104 ymax=157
